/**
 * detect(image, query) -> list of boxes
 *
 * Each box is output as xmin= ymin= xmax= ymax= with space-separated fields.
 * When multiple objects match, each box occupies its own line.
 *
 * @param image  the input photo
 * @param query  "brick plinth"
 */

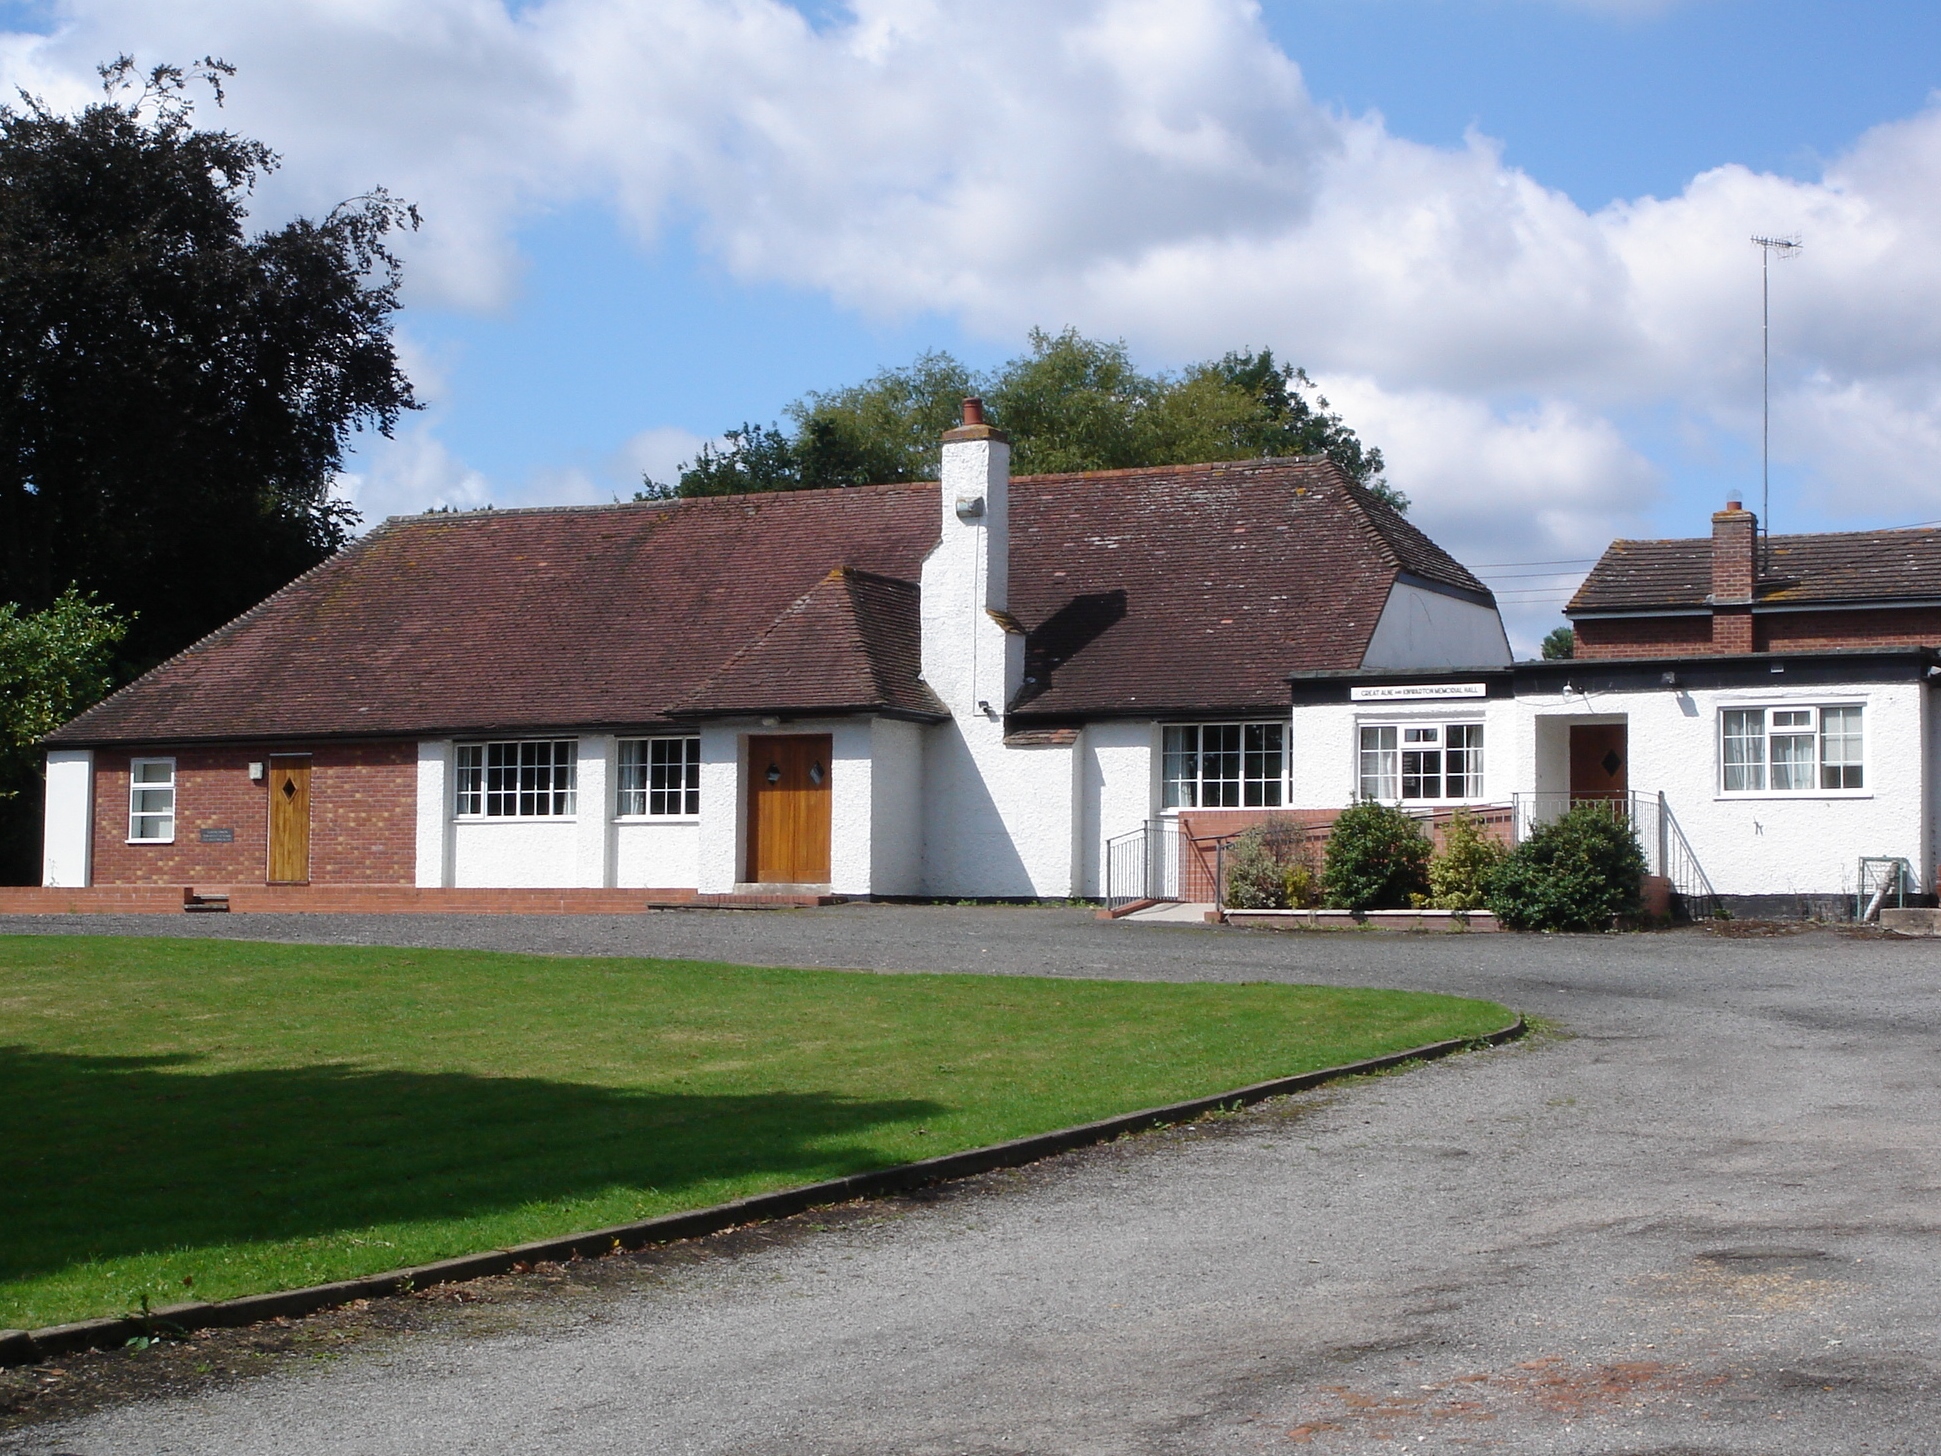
xmin=0 ymin=886 xmax=834 ymax=915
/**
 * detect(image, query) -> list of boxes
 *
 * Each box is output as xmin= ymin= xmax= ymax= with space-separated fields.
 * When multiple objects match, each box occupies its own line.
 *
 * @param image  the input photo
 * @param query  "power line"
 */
xmin=1467 ymin=557 xmax=1597 ymax=569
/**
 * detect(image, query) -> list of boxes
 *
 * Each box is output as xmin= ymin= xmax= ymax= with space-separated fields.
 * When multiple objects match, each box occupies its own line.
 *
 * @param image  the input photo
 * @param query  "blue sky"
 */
xmin=5 ymin=1 xmax=1941 ymax=644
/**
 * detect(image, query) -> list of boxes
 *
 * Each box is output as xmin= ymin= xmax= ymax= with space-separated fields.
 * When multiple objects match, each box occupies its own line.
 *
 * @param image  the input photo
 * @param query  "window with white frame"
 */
xmin=1358 ymin=721 xmax=1484 ymax=803
xmin=617 ymin=737 xmax=700 ymax=817
xmin=454 ymin=740 xmax=577 ymax=817
xmin=1161 ymin=723 xmax=1285 ymax=808
xmin=1719 ymin=705 xmax=1863 ymax=793
xmin=128 ymin=758 xmax=176 ymax=841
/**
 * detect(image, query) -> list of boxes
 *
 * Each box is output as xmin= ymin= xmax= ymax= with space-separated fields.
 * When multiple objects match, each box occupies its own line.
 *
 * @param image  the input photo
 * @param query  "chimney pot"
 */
xmin=962 ymin=397 xmax=985 ymax=427
xmin=1725 ymin=497 xmax=1742 ymax=512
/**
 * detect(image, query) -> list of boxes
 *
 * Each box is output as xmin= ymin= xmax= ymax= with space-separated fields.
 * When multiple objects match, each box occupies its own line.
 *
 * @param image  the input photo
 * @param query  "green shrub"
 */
xmin=1321 ymin=801 xmax=1431 ymax=911
xmin=1485 ymin=804 xmax=1646 ymax=931
xmin=1222 ymin=827 xmax=1287 ymax=909
xmin=1282 ymin=861 xmax=1322 ymax=909
xmin=1220 ymin=816 xmax=1323 ymax=909
xmin=1427 ymin=809 xmax=1507 ymax=911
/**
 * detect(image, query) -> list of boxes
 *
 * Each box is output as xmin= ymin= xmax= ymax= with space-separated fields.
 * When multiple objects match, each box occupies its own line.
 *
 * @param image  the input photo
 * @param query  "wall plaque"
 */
xmin=1348 ymin=682 xmax=1489 ymax=702
xmin=199 ymin=827 xmax=236 ymax=843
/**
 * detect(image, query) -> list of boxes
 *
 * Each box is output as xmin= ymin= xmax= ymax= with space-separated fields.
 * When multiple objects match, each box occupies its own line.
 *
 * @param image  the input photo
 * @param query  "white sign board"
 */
xmin=1349 ymin=682 xmax=1489 ymax=702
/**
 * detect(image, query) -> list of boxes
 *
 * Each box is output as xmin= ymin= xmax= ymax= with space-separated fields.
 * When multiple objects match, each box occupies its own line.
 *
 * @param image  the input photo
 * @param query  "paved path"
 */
xmin=4 ymin=908 xmax=1940 ymax=1453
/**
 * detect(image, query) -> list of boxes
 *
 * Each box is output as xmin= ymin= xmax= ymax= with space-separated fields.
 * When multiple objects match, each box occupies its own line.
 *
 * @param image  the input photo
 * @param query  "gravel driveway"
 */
xmin=3 ymin=906 xmax=1938 ymax=1454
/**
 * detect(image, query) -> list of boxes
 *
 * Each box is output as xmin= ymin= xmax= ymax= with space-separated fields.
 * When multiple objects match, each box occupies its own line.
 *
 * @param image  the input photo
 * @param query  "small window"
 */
xmin=1162 ymin=724 xmax=1284 ymax=808
xmin=1719 ymin=706 xmax=1863 ymax=794
xmin=1359 ymin=722 xmax=1483 ymax=803
xmin=454 ymin=740 xmax=577 ymax=817
xmin=618 ymin=737 xmax=700 ymax=817
xmin=129 ymin=758 xmax=176 ymax=841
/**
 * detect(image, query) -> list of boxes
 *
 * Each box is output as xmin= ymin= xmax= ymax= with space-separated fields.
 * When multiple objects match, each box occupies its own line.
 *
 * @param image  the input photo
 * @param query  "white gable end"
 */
xmin=1361 ymin=581 xmax=1512 ymax=670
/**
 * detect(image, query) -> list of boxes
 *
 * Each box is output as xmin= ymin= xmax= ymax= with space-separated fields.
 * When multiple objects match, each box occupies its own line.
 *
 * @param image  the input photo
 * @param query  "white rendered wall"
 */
xmin=1290 ymin=696 xmax=1523 ymax=811
xmin=918 ymin=429 xmax=1080 ymax=896
xmin=451 ymin=819 xmax=579 ymax=887
xmin=415 ymin=741 xmax=453 ymax=887
xmin=613 ymin=822 xmax=699 ymax=889
xmin=41 ymin=749 xmax=93 ymax=887
xmin=1080 ymin=722 xmax=1157 ymax=897
xmin=869 ymin=718 xmax=925 ymax=896
xmin=827 ymin=717 xmax=876 ymax=896
xmin=696 ymin=724 xmax=741 ymax=894
xmin=1361 ymin=583 xmax=1513 ymax=670
xmin=442 ymin=734 xmax=614 ymax=889
xmin=576 ymin=735 xmax=615 ymax=888
xmin=696 ymin=717 xmax=879 ymax=894
xmin=1289 ymin=678 xmax=1929 ymax=895
xmin=1523 ymin=677 xmax=1928 ymax=897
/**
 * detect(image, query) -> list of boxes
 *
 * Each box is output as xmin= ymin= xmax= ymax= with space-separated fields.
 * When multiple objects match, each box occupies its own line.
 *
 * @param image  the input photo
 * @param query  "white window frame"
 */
xmin=1717 ymin=704 xmax=1866 ymax=797
xmin=1161 ymin=722 xmax=1287 ymax=809
xmin=128 ymin=757 xmax=177 ymax=843
xmin=616 ymin=737 xmax=701 ymax=819
xmin=1357 ymin=719 xmax=1486 ymax=805
xmin=453 ymin=740 xmax=578 ymax=819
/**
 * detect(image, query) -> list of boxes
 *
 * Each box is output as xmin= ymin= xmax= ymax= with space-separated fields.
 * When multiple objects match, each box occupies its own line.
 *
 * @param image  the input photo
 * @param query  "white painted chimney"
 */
xmin=921 ymin=397 xmax=1020 ymax=719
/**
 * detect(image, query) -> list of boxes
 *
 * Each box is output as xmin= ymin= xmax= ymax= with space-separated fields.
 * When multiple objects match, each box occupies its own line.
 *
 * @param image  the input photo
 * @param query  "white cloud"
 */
xmin=334 ymin=424 xmax=494 ymax=523
xmin=8 ymin=0 xmax=1941 ymax=577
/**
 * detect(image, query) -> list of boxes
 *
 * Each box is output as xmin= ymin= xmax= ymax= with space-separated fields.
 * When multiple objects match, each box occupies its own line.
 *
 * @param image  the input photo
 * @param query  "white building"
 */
xmin=39 ymin=402 xmax=1508 ymax=902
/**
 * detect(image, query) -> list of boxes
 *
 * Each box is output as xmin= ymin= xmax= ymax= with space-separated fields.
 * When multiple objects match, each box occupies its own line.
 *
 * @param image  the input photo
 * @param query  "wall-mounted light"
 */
xmin=954 ymin=495 xmax=985 ymax=520
xmin=760 ymin=715 xmax=780 ymax=727
xmin=247 ymin=762 xmax=265 ymax=782
xmin=1660 ymin=671 xmax=1677 ymax=686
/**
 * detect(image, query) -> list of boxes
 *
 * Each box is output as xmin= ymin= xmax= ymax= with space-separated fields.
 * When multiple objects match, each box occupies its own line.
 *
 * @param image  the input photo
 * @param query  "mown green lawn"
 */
xmin=0 ymin=934 xmax=1511 ymax=1328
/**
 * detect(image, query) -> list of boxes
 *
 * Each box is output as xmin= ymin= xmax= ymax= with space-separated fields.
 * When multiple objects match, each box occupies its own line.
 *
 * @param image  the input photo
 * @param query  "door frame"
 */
xmin=265 ymin=753 xmax=314 ymax=885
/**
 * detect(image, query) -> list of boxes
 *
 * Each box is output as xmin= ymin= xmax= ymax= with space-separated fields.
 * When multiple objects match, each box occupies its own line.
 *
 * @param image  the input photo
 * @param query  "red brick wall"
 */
xmin=1756 ymin=606 xmax=1941 ymax=652
xmin=1577 ymin=605 xmax=1941 ymax=659
xmin=1573 ymin=617 xmax=1712 ymax=659
xmin=91 ymin=741 xmax=417 ymax=886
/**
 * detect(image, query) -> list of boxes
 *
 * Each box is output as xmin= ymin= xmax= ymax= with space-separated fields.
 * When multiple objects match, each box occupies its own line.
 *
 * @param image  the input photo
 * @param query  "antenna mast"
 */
xmin=1751 ymin=234 xmax=1802 ymax=576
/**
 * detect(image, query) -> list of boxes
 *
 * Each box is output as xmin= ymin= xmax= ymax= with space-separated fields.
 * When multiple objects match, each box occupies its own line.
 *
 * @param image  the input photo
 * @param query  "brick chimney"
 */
xmin=1710 ymin=497 xmax=1757 ymax=653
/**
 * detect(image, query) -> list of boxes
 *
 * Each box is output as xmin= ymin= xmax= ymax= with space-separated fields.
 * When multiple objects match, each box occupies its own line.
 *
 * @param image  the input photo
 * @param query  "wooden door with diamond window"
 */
xmin=1569 ymin=724 xmax=1628 ymax=804
xmin=746 ymin=735 xmax=832 ymax=884
xmin=267 ymin=755 xmax=312 ymax=884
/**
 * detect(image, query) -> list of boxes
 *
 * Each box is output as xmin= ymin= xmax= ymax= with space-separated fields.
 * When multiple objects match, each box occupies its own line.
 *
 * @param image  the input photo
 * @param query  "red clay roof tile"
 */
xmin=51 ymin=457 xmax=1488 ymax=744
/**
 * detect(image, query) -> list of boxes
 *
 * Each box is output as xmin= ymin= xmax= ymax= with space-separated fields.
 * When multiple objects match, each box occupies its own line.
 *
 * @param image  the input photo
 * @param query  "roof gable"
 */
xmin=683 ymin=568 xmax=946 ymax=720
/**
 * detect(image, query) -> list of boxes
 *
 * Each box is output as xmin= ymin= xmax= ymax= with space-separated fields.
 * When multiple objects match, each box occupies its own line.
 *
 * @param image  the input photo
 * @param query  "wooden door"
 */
xmin=267 ymin=756 xmax=312 ymax=884
xmin=746 ymin=735 xmax=832 ymax=884
xmin=1569 ymin=724 xmax=1628 ymax=803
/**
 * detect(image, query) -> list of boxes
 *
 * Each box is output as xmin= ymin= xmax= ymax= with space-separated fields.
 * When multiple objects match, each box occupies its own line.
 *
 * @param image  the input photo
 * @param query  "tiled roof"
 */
xmin=51 ymin=457 xmax=1490 ymax=744
xmin=684 ymin=568 xmax=946 ymax=720
xmin=1570 ymin=526 xmax=1941 ymax=614
xmin=1008 ymin=457 xmax=1487 ymax=717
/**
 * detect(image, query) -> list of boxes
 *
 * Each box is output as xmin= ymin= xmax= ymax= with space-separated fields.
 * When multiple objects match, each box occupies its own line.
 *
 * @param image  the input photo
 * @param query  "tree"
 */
xmin=647 ymin=328 xmax=1403 ymax=509
xmin=0 ymin=57 xmax=419 ymax=670
xmin=0 ymin=588 xmax=129 ymax=880
xmin=1541 ymin=626 xmax=1576 ymax=660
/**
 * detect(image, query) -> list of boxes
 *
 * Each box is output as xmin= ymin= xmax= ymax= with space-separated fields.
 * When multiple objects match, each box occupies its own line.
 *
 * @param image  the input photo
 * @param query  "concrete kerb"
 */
xmin=0 ymin=1017 xmax=1524 ymax=1367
